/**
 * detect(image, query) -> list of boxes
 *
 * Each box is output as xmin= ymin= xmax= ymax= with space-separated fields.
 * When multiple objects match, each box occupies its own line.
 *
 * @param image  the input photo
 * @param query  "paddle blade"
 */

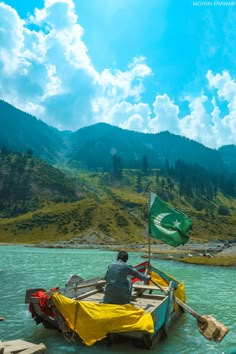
xmin=25 ymin=288 xmax=46 ymax=304
xmin=198 ymin=315 xmax=229 ymax=342
xmin=65 ymin=274 xmax=84 ymax=287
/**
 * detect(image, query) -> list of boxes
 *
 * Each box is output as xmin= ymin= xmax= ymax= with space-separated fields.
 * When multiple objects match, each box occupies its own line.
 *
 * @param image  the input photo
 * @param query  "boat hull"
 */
xmin=26 ymin=261 xmax=185 ymax=349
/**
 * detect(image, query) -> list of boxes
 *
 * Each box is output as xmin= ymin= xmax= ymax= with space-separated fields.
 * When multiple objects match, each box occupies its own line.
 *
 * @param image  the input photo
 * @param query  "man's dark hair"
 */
xmin=117 ymin=251 xmax=128 ymax=262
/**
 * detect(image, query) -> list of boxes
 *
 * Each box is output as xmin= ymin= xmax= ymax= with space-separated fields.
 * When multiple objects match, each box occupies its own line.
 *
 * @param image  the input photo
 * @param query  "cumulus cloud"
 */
xmin=98 ymin=57 xmax=151 ymax=103
xmin=175 ymin=70 xmax=236 ymax=148
xmin=178 ymin=94 xmax=215 ymax=146
xmin=0 ymin=0 xmax=152 ymax=131
xmin=100 ymin=101 xmax=151 ymax=132
xmin=148 ymin=94 xmax=180 ymax=134
xmin=92 ymin=57 xmax=152 ymax=128
xmin=206 ymin=70 xmax=236 ymax=146
xmin=0 ymin=3 xmax=25 ymax=73
xmin=0 ymin=1 xmax=236 ymax=148
xmin=31 ymin=0 xmax=78 ymax=31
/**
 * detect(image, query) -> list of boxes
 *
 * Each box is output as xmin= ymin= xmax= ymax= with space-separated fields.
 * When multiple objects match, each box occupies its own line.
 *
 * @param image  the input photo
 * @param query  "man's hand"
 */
xmin=144 ymin=275 xmax=151 ymax=284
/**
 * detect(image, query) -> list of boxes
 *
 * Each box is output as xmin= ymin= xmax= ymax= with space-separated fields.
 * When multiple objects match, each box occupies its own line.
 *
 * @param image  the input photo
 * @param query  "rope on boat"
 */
xmin=49 ymin=296 xmax=75 ymax=342
xmin=71 ymin=301 xmax=79 ymax=341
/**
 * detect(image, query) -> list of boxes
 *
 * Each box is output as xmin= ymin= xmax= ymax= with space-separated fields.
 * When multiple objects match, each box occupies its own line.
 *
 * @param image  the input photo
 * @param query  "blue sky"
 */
xmin=0 ymin=0 xmax=236 ymax=148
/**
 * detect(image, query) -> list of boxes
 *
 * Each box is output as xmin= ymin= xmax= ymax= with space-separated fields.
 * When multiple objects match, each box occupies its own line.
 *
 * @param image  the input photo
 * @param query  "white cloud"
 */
xmin=207 ymin=70 xmax=236 ymax=110
xmin=121 ymin=113 xmax=144 ymax=131
xmin=92 ymin=57 xmax=152 ymax=128
xmin=207 ymin=70 xmax=236 ymax=146
xmin=31 ymin=0 xmax=77 ymax=30
xmin=148 ymin=94 xmax=180 ymax=134
xmin=0 ymin=3 xmax=25 ymax=73
xmin=97 ymin=57 xmax=152 ymax=102
xmin=0 ymin=1 xmax=152 ymax=131
xmin=0 ymin=1 xmax=236 ymax=149
xmin=179 ymin=94 xmax=214 ymax=146
xmin=92 ymin=99 xmax=151 ymax=132
xmin=111 ymin=101 xmax=151 ymax=131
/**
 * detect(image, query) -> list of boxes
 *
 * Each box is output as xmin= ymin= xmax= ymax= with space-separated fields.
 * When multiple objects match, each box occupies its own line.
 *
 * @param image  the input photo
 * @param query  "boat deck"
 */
xmin=80 ymin=287 xmax=166 ymax=313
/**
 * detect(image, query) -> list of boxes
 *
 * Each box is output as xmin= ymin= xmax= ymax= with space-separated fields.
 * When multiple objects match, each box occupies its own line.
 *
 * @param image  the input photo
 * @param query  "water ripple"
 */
xmin=0 ymin=246 xmax=235 ymax=354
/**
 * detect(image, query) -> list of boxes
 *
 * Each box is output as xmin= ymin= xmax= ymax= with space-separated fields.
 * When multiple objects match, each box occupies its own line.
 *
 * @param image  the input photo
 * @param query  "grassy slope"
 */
xmin=0 ymin=170 xmax=236 ymax=246
xmin=177 ymin=255 xmax=236 ymax=267
xmin=0 ymin=195 xmax=148 ymax=244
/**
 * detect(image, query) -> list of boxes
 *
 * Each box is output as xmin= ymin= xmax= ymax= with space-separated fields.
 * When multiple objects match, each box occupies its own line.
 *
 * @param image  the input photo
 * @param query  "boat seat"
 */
xmin=133 ymin=284 xmax=168 ymax=292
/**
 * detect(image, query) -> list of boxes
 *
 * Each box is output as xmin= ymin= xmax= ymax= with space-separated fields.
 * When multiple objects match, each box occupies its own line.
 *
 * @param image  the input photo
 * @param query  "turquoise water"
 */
xmin=0 ymin=246 xmax=235 ymax=354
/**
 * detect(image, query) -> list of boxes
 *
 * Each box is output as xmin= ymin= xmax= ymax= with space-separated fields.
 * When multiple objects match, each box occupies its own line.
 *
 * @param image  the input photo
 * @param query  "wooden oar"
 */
xmin=150 ymin=279 xmax=229 ymax=342
xmin=74 ymin=279 xmax=106 ymax=290
xmin=149 ymin=278 xmax=169 ymax=295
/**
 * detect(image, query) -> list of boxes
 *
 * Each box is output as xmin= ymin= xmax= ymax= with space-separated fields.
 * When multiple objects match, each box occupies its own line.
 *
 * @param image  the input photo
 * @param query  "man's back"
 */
xmin=105 ymin=260 xmax=131 ymax=288
xmin=103 ymin=256 xmax=149 ymax=304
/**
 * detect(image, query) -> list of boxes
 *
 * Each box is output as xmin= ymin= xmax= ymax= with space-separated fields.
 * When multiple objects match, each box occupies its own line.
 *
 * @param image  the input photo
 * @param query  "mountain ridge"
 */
xmin=1 ymin=99 xmax=236 ymax=173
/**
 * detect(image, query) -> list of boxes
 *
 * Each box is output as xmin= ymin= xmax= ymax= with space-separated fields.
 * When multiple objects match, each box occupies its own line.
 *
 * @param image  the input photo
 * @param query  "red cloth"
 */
xmin=29 ymin=288 xmax=59 ymax=318
xmin=130 ymin=261 xmax=149 ymax=283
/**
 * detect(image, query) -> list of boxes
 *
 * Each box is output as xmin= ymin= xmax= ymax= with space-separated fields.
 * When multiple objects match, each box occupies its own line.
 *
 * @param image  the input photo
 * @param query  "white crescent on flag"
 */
xmin=153 ymin=213 xmax=176 ymax=235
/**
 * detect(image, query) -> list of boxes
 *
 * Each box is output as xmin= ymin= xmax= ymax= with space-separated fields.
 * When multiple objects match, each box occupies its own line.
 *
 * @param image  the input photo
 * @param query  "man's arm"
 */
xmin=127 ymin=265 xmax=150 ymax=282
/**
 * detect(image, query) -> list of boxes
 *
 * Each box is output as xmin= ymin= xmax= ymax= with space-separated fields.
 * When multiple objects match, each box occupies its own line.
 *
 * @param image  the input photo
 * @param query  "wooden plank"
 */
xmin=135 ymin=293 xmax=165 ymax=301
xmin=1 ymin=340 xmax=46 ymax=354
xmin=81 ymin=292 xmax=104 ymax=302
xmin=133 ymin=284 xmax=168 ymax=291
xmin=74 ymin=280 xmax=106 ymax=290
xmin=0 ymin=316 xmax=5 ymax=321
xmin=20 ymin=343 xmax=46 ymax=354
xmin=76 ymin=288 xmax=103 ymax=300
xmin=1 ymin=340 xmax=35 ymax=353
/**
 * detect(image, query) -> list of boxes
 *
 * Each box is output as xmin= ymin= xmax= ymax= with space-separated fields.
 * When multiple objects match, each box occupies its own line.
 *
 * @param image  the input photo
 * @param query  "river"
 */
xmin=0 ymin=246 xmax=235 ymax=354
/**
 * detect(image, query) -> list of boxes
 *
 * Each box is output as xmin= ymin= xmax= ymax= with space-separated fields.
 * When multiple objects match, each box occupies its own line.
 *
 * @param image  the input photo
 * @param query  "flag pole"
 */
xmin=147 ymin=190 xmax=151 ymax=269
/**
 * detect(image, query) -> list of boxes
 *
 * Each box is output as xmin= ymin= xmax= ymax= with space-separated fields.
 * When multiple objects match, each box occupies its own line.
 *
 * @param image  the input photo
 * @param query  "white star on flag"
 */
xmin=173 ymin=219 xmax=181 ymax=229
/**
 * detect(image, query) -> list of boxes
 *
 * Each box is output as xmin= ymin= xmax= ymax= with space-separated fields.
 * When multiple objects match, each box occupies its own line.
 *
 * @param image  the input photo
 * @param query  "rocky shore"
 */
xmin=1 ymin=240 xmax=236 ymax=266
xmin=36 ymin=239 xmax=236 ymax=267
xmin=35 ymin=239 xmax=236 ymax=255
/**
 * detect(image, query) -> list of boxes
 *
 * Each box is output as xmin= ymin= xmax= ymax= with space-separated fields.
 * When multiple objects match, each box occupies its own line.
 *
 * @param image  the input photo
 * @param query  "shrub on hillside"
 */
xmin=218 ymin=205 xmax=230 ymax=216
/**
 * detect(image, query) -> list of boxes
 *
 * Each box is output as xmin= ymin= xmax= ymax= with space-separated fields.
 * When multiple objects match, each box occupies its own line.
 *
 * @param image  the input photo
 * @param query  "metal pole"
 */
xmin=147 ymin=190 xmax=151 ymax=269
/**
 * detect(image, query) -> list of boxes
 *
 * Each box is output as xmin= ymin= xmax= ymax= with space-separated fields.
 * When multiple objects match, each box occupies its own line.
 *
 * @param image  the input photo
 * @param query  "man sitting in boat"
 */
xmin=102 ymin=251 xmax=151 ymax=304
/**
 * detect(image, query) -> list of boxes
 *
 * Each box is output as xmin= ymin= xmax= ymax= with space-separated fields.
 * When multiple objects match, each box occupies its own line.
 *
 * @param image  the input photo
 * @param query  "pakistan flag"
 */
xmin=149 ymin=192 xmax=193 ymax=247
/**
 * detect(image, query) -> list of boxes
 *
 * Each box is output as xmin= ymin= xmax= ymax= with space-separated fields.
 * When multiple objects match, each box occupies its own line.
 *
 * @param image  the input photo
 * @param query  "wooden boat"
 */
xmin=25 ymin=261 xmax=185 ymax=349
xmin=25 ymin=192 xmax=229 ymax=347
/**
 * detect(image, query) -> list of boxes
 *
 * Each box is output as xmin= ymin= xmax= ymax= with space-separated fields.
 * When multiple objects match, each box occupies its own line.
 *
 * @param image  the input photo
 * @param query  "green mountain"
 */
xmin=218 ymin=145 xmax=236 ymax=174
xmin=0 ymin=152 xmax=78 ymax=217
xmin=0 ymin=100 xmax=68 ymax=163
xmin=0 ymin=100 xmax=236 ymax=247
xmin=69 ymin=123 xmax=224 ymax=172
xmin=1 ymin=100 xmax=235 ymax=173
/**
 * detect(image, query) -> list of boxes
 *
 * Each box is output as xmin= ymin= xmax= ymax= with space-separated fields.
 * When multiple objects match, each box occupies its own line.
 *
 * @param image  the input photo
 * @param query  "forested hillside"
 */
xmin=0 ymin=151 xmax=78 ymax=217
xmin=1 ymin=100 xmax=236 ymax=173
xmin=0 ymin=100 xmax=67 ymax=163
xmin=0 ymin=150 xmax=236 ymax=245
xmin=218 ymin=145 xmax=236 ymax=173
xmin=0 ymin=100 xmax=236 ymax=246
xmin=69 ymin=123 xmax=224 ymax=172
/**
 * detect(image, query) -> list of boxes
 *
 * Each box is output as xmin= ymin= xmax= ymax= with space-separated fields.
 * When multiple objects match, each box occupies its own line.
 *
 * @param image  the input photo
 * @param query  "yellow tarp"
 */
xmin=150 ymin=269 xmax=186 ymax=309
xmin=51 ymin=293 xmax=154 ymax=346
xmin=150 ymin=270 xmax=169 ymax=287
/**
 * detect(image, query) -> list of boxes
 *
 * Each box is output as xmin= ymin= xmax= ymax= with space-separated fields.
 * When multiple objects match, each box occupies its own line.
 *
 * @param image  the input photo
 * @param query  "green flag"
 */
xmin=149 ymin=192 xmax=192 ymax=247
